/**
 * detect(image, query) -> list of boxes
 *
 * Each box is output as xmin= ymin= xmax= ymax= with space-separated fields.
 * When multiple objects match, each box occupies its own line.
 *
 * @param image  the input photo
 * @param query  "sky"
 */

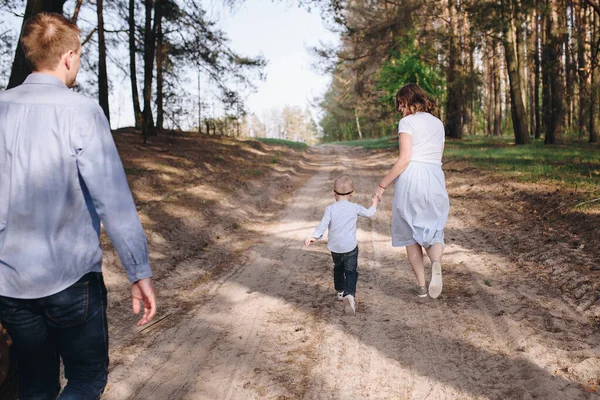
xmin=0 ymin=1 xmax=340 ymax=129
xmin=212 ymin=0 xmax=339 ymax=120
xmin=110 ymin=0 xmax=340 ymax=128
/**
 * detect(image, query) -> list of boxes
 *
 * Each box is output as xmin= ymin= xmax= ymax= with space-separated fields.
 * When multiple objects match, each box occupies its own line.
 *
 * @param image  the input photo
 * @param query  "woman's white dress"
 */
xmin=391 ymin=112 xmax=449 ymax=248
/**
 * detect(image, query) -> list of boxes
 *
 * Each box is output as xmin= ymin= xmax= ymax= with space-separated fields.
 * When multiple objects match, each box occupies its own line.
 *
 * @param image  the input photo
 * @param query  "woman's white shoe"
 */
xmin=428 ymin=261 xmax=443 ymax=299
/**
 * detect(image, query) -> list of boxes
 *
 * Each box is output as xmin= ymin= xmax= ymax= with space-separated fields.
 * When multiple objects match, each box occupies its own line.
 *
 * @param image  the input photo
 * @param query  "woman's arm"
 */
xmin=374 ymin=133 xmax=412 ymax=199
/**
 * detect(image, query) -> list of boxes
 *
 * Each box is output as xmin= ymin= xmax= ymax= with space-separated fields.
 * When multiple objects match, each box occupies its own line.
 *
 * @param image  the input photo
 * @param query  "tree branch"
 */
xmin=543 ymin=198 xmax=600 ymax=217
xmin=81 ymin=27 xmax=97 ymax=47
xmin=72 ymin=0 xmax=83 ymax=22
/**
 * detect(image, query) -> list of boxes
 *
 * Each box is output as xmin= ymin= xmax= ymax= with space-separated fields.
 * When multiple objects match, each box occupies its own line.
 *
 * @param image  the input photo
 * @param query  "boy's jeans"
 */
xmin=331 ymin=246 xmax=359 ymax=297
xmin=0 ymin=272 xmax=109 ymax=400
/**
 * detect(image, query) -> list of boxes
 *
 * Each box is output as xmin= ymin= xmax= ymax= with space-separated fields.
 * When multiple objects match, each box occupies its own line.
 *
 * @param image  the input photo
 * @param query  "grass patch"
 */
xmin=257 ymin=138 xmax=308 ymax=150
xmin=331 ymin=136 xmax=398 ymax=149
xmin=445 ymin=137 xmax=600 ymax=195
xmin=333 ymin=135 xmax=600 ymax=196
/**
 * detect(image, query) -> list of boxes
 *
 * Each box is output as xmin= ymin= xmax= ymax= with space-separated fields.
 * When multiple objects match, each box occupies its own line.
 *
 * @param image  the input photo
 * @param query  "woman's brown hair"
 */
xmin=394 ymin=84 xmax=437 ymax=115
xmin=21 ymin=12 xmax=81 ymax=71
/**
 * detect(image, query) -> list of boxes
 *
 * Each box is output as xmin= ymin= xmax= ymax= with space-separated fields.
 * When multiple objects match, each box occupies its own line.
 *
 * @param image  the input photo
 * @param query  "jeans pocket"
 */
xmin=0 ymin=297 xmax=19 ymax=321
xmin=44 ymin=281 xmax=89 ymax=327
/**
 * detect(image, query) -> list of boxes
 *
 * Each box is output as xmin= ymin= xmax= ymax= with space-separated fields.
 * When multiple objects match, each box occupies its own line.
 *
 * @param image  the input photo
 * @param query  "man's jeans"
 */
xmin=0 ymin=272 xmax=109 ymax=400
xmin=331 ymin=246 xmax=359 ymax=297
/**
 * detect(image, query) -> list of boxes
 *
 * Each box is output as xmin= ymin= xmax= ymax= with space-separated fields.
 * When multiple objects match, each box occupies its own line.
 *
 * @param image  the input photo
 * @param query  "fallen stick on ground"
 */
xmin=543 ymin=198 xmax=600 ymax=217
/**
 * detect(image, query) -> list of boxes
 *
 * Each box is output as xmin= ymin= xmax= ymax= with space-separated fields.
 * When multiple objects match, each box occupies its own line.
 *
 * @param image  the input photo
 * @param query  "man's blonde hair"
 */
xmin=21 ymin=12 xmax=81 ymax=71
xmin=334 ymin=175 xmax=354 ymax=195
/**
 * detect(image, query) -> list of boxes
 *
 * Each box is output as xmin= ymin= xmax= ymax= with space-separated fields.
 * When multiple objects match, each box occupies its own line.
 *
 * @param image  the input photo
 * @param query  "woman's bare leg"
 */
xmin=424 ymin=243 xmax=443 ymax=264
xmin=425 ymin=242 xmax=444 ymax=298
xmin=406 ymin=244 xmax=426 ymax=286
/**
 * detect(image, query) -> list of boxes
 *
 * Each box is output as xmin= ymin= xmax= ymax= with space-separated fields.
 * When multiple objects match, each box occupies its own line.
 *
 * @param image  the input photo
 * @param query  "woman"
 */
xmin=374 ymin=84 xmax=449 ymax=299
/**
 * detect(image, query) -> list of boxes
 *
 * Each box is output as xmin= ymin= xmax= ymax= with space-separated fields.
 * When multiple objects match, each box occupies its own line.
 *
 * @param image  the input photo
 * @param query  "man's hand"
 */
xmin=132 ymin=277 xmax=157 ymax=327
xmin=305 ymin=237 xmax=317 ymax=247
xmin=0 ymin=323 xmax=11 ymax=386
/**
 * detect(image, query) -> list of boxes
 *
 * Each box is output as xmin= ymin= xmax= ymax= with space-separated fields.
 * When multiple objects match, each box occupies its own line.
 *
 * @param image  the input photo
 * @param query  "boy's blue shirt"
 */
xmin=312 ymin=200 xmax=376 ymax=253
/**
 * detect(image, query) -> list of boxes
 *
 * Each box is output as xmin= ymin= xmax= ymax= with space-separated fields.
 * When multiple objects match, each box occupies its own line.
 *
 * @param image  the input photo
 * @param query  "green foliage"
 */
xmin=257 ymin=138 xmax=308 ymax=150
xmin=376 ymin=33 xmax=445 ymax=109
xmin=319 ymin=113 xmax=360 ymax=143
xmin=319 ymin=32 xmax=446 ymax=144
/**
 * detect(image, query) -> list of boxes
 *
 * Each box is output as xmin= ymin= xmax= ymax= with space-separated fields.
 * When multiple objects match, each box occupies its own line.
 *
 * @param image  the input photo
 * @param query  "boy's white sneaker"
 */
xmin=344 ymin=294 xmax=356 ymax=315
xmin=337 ymin=291 xmax=344 ymax=301
xmin=429 ymin=261 xmax=443 ymax=299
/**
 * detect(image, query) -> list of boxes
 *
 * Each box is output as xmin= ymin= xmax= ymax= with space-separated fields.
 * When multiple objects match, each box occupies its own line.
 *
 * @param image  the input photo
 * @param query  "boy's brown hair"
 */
xmin=21 ymin=12 xmax=81 ymax=71
xmin=394 ymin=84 xmax=437 ymax=115
xmin=334 ymin=175 xmax=354 ymax=195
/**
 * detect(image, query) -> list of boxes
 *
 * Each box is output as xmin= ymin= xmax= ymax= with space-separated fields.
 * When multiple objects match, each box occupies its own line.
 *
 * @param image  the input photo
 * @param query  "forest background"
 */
xmin=1 ymin=0 xmax=600 ymax=146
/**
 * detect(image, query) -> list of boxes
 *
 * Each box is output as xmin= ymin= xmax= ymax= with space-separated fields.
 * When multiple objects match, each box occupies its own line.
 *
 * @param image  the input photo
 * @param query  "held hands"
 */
xmin=371 ymin=193 xmax=380 ymax=207
xmin=132 ymin=277 xmax=157 ymax=327
xmin=373 ymin=185 xmax=386 ymax=203
xmin=304 ymin=237 xmax=317 ymax=247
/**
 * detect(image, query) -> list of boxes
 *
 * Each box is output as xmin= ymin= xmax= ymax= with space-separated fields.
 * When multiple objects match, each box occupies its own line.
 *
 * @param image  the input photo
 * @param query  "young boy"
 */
xmin=304 ymin=175 xmax=379 ymax=315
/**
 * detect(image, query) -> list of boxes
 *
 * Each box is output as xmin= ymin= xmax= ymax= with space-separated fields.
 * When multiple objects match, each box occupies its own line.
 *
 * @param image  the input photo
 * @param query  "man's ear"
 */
xmin=65 ymin=50 xmax=74 ymax=70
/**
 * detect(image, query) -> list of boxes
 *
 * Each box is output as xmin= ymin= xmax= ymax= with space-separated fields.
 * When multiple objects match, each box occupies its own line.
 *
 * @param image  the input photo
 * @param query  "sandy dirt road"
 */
xmin=102 ymin=144 xmax=600 ymax=400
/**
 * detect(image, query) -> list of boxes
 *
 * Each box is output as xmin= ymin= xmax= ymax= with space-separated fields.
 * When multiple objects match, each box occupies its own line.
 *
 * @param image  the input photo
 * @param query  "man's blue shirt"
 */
xmin=0 ymin=73 xmax=152 ymax=299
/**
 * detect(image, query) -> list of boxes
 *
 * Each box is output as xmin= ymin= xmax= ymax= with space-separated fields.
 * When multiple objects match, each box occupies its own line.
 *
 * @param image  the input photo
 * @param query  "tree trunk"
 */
xmin=445 ymin=0 xmax=463 ymax=139
xmin=591 ymin=64 xmax=599 ymax=142
xmin=465 ymin=39 xmax=475 ymax=135
xmin=155 ymin=0 xmax=164 ymax=131
xmin=590 ymin=10 xmax=600 ymax=142
xmin=585 ymin=0 xmax=600 ymax=15
xmin=461 ymin=10 xmax=472 ymax=136
xmin=504 ymin=50 xmax=512 ymax=133
xmin=527 ymin=11 xmax=537 ymax=137
xmin=576 ymin=0 xmax=590 ymax=139
xmin=534 ymin=6 xmax=543 ymax=139
xmin=566 ymin=2 xmax=576 ymax=131
xmin=197 ymin=71 xmax=202 ymax=133
xmin=494 ymin=42 xmax=503 ymax=136
xmin=515 ymin=13 xmax=528 ymax=123
xmin=97 ymin=0 xmax=110 ymax=123
xmin=354 ymin=108 xmax=363 ymax=139
xmin=8 ymin=0 xmax=68 ymax=89
xmin=502 ymin=0 xmax=531 ymax=144
xmin=142 ymin=0 xmax=156 ymax=143
xmin=543 ymin=0 xmax=566 ymax=144
xmin=541 ymin=4 xmax=552 ymax=140
xmin=485 ymin=38 xmax=493 ymax=135
xmin=129 ymin=0 xmax=142 ymax=128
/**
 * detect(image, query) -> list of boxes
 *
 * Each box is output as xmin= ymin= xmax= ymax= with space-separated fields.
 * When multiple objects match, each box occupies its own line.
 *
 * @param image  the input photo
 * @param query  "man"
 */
xmin=0 ymin=12 xmax=157 ymax=399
